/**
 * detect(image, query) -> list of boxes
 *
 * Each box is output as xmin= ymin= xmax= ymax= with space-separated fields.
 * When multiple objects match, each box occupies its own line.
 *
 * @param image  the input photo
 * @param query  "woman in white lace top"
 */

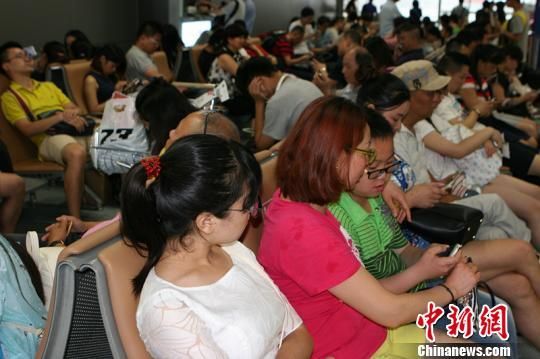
xmin=121 ymin=135 xmax=312 ymax=358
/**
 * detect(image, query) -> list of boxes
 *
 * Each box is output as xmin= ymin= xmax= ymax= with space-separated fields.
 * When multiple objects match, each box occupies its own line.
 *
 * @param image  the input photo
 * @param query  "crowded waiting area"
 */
xmin=1 ymin=0 xmax=540 ymax=358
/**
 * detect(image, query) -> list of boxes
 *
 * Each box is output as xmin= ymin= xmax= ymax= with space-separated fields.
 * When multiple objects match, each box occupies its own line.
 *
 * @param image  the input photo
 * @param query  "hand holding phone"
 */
xmin=438 ymin=243 xmax=462 ymax=257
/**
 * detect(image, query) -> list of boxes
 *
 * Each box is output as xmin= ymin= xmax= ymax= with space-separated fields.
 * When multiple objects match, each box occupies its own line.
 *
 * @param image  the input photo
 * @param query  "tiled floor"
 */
xmin=16 ymin=177 xmax=118 ymax=234
xmin=12 ymin=179 xmax=540 ymax=358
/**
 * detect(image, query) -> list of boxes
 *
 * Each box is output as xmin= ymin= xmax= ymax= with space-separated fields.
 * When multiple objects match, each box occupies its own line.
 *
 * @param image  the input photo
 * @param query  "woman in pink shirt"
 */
xmin=258 ymin=96 xmax=480 ymax=358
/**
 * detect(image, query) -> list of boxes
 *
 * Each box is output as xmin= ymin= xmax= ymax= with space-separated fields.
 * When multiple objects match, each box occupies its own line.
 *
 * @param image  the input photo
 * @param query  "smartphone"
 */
xmin=443 ymin=172 xmax=463 ymax=192
xmin=438 ymin=243 xmax=462 ymax=257
xmin=23 ymin=46 xmax=37 ymax=58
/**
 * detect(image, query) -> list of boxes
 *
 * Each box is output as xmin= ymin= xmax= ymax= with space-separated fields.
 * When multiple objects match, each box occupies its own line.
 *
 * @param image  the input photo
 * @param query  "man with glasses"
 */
xmin=125 ymin=21 xmax=164 ymax=81
xmin=0 ymin=41 xmax=88 ymax=218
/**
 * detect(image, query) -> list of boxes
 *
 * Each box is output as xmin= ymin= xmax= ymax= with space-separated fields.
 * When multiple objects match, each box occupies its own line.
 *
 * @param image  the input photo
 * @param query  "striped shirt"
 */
xmin=329 ymin=193 xmax=425 ymax=292
xmin=270 ymin=35 xmax=293 ymax=59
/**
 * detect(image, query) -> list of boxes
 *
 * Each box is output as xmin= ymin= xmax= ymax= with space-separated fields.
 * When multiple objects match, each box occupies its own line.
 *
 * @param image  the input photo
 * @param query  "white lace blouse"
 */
xmin=136 ymin=241 xmax=302 ymax=358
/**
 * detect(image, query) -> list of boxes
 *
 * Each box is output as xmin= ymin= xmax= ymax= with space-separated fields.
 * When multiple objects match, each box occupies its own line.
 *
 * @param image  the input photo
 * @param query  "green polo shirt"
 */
xmin=329 ymin=192 xmax=425 ymax=292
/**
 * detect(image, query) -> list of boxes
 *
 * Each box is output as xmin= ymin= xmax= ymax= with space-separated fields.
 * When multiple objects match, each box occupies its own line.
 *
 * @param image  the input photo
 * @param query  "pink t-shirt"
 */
xmin=258 ymin=190 xmax=387 ymax=359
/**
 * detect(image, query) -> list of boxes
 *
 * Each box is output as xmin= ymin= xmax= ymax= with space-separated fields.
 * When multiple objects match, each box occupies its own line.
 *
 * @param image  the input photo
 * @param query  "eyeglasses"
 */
xmin=353 ymin=147 xmax=377 ymax=165
xmin=365 ymin=161 xmax=401 ymax=179
xmin=6 ymin=52 xmax=30 ymax=62
xmin=227 ymin=196 xmax=263 ymax=218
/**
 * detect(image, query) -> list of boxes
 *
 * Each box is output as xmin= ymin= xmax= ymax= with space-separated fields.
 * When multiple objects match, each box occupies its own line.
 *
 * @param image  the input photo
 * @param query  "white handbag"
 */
xmin=90 ymin=93 xmax=149 ymax=174
xmin=25 ymin=231 xmax=63 ymax=309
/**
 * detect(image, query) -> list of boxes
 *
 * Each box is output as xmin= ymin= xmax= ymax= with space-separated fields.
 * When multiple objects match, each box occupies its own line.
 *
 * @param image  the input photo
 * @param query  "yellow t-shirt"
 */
xmin=0 ymin=80 xmax=71 ymax=146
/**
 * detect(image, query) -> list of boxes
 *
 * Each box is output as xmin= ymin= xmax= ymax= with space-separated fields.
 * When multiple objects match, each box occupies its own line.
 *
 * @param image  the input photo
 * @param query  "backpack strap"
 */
xmin=225 ymin=0 xmax=240 ymax=25
xmin=6 ymin=87 xmax=36 ymax=121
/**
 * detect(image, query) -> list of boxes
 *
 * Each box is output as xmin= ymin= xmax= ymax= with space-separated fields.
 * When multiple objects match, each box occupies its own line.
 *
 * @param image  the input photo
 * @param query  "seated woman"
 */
xmin=64 ymin=29 xmax=91 ymax=59
xmin=83 ymin=45 xmax=126 ymax=114
xmin=357 ymin=76 xmax=540 ymax=350
xmin=313 ymin=47 xmax=375 ymax=101
xmin=435 ymin=52 xmax=540 ymax=183
xmin=134 ymin=78 xmax=196 ymax=154
xmin=459 ymin=44 xmax=538 ymax=148
xmin=207 ymin=23 xmax=249 ymax=96
xmin=0 ymin=234 xmax=46 ymax=358
xmin=330 ymin=111 xmax=540 ymax=353
xmin=493 ymin=45 xmax=539 ymax=119
xmin=258 ymin=96 xmax=479 ymax=358
xmin=121 ymin=135 xmax=312 ymax=357
xmin=208 ymin=24 xmax=257 ymax=118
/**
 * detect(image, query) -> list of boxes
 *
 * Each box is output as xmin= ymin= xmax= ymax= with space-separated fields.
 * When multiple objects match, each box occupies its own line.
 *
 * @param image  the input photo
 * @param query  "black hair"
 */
xmin=301 ymin=6 xmax=315 ymax=18
xmin=393 ymin=17 xmax=408 ymax=31
xmin=438 ymin=52 xmax=471 ymax=75
xmin=91 ymin=44 xmax=125 ymax=73
xmin=367 ymin=108 xmax=394 ymax=140
xmin=121 ymin=135 xmax=262 ymax=294
xmin=70 ymin=39 xmax=94 ymax=60
xmin=208 ymin=27 xmax=227 ymax=49
xmin=470 ymin=43 xmax=504 ymax=80
xmin=136 ymin=21 xmax=163 ymax=39
xmin=135 ymin=78 xmax=196 ymax=154
xmin=233 ymin=19 xmax=248 ymax=30
xmin=425 ymin=24 xmax=444 ymax=44
xmin=342 ymin=28 xmax=362 ymax=46
xmin=357 ymin=73 xmax=410 ymax=111
xmin=395 ymin=22 xmax=423 ymax=38
xmin=0 ymin=41 xmax=23 ymax=75
xmin=502 ymin=44 xmax=524 ymax=63
xmin=365 ymin=37 xmax=394 ymax=71
xmin=64 ymin=29 xmax=90 ymax=50
xmin=317 ymin=15 xmax=331 ymax=27
xmin=235 ymin=57 xmax=279 ymax=96
xmin=162 ymin=24 xmax=184 ymax=69
xmin=456 ymin=26 xmax=484 ymax=47
xmin=352 ymin=49 xmax=377 ymax=85
xmin=225 ymin=23 xmax=249 ymax=39
xmin=42 ymin=41 xmax=68 ymax=64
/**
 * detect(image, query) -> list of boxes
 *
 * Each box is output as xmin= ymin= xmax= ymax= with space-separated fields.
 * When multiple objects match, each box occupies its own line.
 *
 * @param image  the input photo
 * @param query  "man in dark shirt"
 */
xmin=395 ymin=22 xmax=424 ymax=65
xmin=269 ymin=26 xmax=313 ymax=79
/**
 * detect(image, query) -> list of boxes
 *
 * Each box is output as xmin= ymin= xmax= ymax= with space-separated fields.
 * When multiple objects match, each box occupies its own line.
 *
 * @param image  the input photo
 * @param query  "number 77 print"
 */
xmin=416 ymin=301 xmax=509 ymax=342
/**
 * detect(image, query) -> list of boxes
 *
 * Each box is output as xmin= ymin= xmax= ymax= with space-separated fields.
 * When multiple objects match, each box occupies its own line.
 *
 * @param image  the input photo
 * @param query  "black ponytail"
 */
xmin=121 ymin=135 xmax=261 ymax=295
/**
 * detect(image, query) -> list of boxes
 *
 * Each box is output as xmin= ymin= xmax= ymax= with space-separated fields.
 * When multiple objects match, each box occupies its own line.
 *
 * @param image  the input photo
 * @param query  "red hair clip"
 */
xmin=141 ymin=156 xmax=161 ymax=180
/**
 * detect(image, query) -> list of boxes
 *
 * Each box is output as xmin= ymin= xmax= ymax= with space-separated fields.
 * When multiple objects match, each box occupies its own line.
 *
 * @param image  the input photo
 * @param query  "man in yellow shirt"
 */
xmin=0 ymin=42 xmax=88 ymax=218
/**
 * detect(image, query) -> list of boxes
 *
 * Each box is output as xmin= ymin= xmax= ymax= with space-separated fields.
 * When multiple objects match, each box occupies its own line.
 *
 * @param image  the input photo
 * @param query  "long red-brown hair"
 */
xmin=277 ymin=96 xmax=368 ymax=205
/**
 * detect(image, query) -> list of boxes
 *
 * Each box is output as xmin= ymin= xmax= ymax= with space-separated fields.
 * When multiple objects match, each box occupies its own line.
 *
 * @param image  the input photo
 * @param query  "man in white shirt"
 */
xmin=379 ymin=0 xmax=402 ymax=37
xmin=125 ymin=21 xmax=164 ymax=81
xmin=288 ymin=7 xmax=315 ymax=55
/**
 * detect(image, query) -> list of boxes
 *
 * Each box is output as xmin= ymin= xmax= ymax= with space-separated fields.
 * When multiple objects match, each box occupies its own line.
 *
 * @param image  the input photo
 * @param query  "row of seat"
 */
xmin=36 ymin=150 xmax=278 ymax=358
